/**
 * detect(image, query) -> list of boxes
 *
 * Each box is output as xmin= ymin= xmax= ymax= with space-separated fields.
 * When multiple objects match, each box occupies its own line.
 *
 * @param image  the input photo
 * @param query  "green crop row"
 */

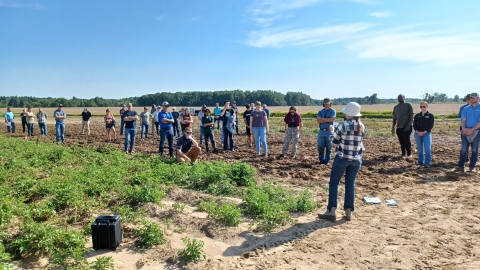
xmin=0 ymin=134 xmax=318 ymax=267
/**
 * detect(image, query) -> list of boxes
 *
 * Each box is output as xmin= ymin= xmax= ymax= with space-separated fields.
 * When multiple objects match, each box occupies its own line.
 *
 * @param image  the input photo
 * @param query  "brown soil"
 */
xmin=9 ymin=121 xmax=480 ymax=269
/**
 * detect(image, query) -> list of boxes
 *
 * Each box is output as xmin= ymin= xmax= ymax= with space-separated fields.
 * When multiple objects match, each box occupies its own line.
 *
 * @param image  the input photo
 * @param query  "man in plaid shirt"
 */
xmin=36 ymin=108 xmax=48 ymax=136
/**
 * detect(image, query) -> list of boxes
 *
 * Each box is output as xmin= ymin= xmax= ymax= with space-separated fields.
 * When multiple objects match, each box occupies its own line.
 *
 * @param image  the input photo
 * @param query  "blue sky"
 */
xmin=1 ymin=0 xmax=479 ymax=100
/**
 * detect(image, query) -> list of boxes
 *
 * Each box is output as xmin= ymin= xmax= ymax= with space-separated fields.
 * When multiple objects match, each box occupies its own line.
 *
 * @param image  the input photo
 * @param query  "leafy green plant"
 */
xmin=178 ymin=237 xmax=206 ymax=265
xmin=295 ymin=189 xmax=317 ymax=213
xmin=172 ymin=202 xmax=186 ymax=213
xmin=199 ymin=200 xmax=242 ymax=227
xmin=89 ymin=256 xmax=114 ymax=270
xmin=134 ymin=221 xmax=166 ymax=248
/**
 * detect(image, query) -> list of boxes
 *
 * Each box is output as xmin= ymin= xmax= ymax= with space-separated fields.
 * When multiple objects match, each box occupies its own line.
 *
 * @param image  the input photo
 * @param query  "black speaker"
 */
xmin=91 ymin=215 xmax=122 ymax=251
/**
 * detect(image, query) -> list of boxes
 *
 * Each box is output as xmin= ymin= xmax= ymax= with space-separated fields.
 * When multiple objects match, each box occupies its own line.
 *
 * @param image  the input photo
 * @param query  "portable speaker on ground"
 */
xmin=91 ymin=214 xmax=122 ymax=251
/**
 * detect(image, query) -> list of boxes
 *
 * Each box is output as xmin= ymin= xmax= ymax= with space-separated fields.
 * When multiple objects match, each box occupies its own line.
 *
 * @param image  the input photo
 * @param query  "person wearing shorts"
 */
xmin=243 ymin=104 xmax=253 ymax=148
xmin=104 ymin=109 xmax=117 ymax=142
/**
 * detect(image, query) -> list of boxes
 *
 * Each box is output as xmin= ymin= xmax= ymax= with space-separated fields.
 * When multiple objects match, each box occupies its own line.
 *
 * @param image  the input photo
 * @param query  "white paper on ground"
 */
xmin=363 ymin=197 xmax=382 ymax=204
xmin=386 ymin=199 xmax=398 ymax=206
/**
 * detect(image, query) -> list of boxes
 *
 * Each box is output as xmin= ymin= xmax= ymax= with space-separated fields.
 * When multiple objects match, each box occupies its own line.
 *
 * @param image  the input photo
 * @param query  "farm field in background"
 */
xmin=1 ymin=114 xmax=479 ymax=269
xmin=7 ymin=103 xmax=463 ymax=116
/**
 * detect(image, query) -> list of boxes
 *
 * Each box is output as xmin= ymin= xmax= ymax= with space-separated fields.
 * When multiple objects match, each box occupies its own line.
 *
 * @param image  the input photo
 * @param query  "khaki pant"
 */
xmin=177 ymin=146 xmax=201 ymax=163
xmin=81 ymin=120 xmax=90 ymax=135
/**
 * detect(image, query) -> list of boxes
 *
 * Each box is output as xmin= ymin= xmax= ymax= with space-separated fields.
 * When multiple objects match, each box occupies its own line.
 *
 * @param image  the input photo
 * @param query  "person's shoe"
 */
xmin=470 ymin=167 xmax=476 ymax=172
xmin=278 ymin=154 xmax=285 ymax=159
xmin=319 ymin=161 xmax=325 ymax=164
xmin=264 ymin=153 xmax=268 ymax=158
xmin=402 ymin=156 xmax=407 ymax=159
xmin=407 ymin=155 xmax=413 ymax=158
xmin=291 ymin=155 xmax=296 ymax=159
xmin=213 ymin=149 xmax=219 ymax=154
xmin=319 ymin=207 xmax=336 ymax=220
xmin=345 ymin=208 xmax=353 ymax=221
xmin=454 ymin=167 xmax=464 ymax=172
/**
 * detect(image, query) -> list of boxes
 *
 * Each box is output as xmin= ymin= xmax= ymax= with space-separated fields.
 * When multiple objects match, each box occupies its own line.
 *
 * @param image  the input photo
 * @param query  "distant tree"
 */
xmin=454 ymin=94 xmax=459 ymax=102
xmin=367 ymin=93 xmax=380 ymax=105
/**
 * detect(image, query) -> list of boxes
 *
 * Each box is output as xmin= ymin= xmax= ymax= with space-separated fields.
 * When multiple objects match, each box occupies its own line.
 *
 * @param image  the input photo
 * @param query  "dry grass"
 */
xmin=6 ymin=103 xmax=463 ymax=116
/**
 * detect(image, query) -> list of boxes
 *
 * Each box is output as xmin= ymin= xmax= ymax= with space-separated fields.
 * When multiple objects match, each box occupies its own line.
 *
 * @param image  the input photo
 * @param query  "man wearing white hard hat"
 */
xmin=319 ymin=102 xmax=366 ymax=222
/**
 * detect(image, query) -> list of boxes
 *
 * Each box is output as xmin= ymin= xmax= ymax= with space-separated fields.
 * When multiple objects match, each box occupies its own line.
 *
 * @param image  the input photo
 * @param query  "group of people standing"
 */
xmin=3 ymin=104 xmax=67 ymax=142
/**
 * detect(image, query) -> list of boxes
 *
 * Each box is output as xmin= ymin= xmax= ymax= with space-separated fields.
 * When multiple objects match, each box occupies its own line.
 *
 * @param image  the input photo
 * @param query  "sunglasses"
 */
xmin=185 ymin=132 xmax=192 ymax=134
xmin=420 ymin=106 xmax=427 ymax=108
xmin=290 ymin=111 xmax=295 ymax=113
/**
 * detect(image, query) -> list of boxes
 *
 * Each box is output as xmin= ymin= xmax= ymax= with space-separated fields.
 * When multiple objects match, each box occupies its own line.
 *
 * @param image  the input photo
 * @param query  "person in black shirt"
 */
xmin=172 ymin=107 xmax=180 ymax=137
xmin=81 ymin=108 xmax=92 ymax=135
xmin=243 ymin=104 xmax=253 ymax=147
xmin=119 ymin=104 xmax=127 ymax=136
xmin=176 ymin=127 xmax=201 ymax=163
xmin=20 ymin=109 xmax=27 ymax=133
xmin=413 ymin=101 xmax=435 ymax=167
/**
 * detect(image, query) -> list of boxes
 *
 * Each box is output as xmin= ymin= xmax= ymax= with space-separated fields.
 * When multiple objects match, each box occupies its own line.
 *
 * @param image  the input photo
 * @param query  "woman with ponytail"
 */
xmin=319 ymin=102 xmax=366 ymax=221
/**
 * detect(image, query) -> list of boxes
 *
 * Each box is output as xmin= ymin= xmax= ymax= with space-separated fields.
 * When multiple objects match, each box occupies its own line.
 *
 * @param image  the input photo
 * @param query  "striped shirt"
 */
xmin=331 ymin=119 xmax=366 ymax=161
xmin=37 ymin=111 xmax=47 ymax=123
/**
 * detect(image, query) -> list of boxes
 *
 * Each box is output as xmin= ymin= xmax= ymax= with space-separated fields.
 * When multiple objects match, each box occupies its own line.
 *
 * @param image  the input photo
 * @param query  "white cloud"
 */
xmin=247 ymin=0 xmax=320 ymax=27
xmin=348 ymin=30 xmax=480 ymax=67
xmin=369 ymin=11 xmax=391 ymax=18
xmin=248 ymin=23 xmax=374 ymax=47
xmin=154 ymin=14 xmax=166 ymax=21
xmin=0 ymin=1 xmax=42 ymax=9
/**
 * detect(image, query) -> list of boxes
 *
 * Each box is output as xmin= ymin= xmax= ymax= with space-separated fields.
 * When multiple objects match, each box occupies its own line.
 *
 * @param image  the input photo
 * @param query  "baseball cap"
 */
xmin=144 ymin=107 xmax=148 ymax=110
xmin=127 ymin=103 xmax=133 ymax=107
xmin=83 ymin=108 xmax=87 ymax=111
xmin=323 ymin=98 xmax=331 ymax=104
xmin=58 ymin=104 xmax=63 ymax=107
xmin=471 ymin=93 xmax=479 ymax=98
xmin=162 ymin=101 xmax=169 ymax=106
xmin=202 ymin=104 xmax=207 ymax=108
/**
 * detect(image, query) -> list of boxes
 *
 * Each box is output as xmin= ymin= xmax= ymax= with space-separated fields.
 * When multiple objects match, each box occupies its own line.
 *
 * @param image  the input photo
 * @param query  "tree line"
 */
xmin=0 ymin=91 xmax=464 ymax=108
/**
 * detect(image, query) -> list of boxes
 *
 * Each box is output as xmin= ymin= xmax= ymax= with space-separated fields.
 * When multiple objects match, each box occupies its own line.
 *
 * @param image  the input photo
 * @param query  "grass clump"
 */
xmin=178 ymin=237 xmax=206 ymax=265
xmin=134 ymin=221 xmax=167 ymax=248
xmin=198 ymin=200 xmax=242 ymax=227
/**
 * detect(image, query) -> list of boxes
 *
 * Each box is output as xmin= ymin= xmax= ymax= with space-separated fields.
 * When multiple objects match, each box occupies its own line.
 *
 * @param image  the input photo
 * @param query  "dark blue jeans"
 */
xmin=327 ymin=156 xmax=362 ymax=212
xmin=27 ymin=123 xmax=34 ymax=136
xmin=120 ymin=119 xmax=125 ymax=135
xmin=235 ymin=118 xmax=239 ymax=134
xmin=141 ymin=124 xmax=149 ymax=138
xmin=318 ymin=130 xmax=333 ymax=163
xmin=124 ymin=128 xmax=136 ymax=151
xmin=6 ymin=121 xmax=15 ymax=133
xmin=459 ymin=132 xmax=480 ymax=169
xmin=215 ymin=117 xmax=222 ymax=130
xmin=173 ymin=121 xmax=180 ymax=137
xmin=55 ymin=122 xmax=65 ymax=142
xmin=38 ymin=122 xmax=47 ymax=135
xmin=222 ymin=124 xmax=234 ymax=150
xmin=159 ymin=127 xmax=174 ymax=157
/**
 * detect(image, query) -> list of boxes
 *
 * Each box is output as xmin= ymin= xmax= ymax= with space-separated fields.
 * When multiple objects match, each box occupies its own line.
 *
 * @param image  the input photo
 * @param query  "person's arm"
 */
xmin=177 ymin=148 xmax=190 ymax=162
xmin=427 ymin=114 xmax=434 ymax=133
xmin=191 ymin=137 xmax=199 ymax=148
xmin=298 ymin=121 xmax=303 ymax=134
xmin=461 ymin=118 xmax=467 ymax=132
xmin=391 ymin=109 xmax=397 ymax=133
xmin=250 ymin=115 xmax=253 ymax=131
xmin=413 ymin=114 xmax=418 ymax=131
xmin=264 ymin=113 xmax=269 ymax=133
xmin=404 ymin=104 xmax=414 ymax=131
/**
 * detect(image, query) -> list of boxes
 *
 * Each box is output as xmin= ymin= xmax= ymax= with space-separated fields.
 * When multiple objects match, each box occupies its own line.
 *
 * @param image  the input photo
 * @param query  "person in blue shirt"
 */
xmin=262 ymin=104 xmax=270 ymax=119
xmin=157 ymin=101 xmax=175 ymax=157
xmin=53 ymin=104 xmax=67 ymax=143
xmin=213 ymin=103 xmax=222 ymax=131
xmin=172 ymin=107 xmax=180 ymax=137
xmin=458 ymin=92 xmax=480 ymax=172
xmin=3 ymin=107 xmax=16 ymax=133
xmin=317 ymin=98 xmax=336 ymax=164
xmin=459 ymin=94 xmax=471 ymax=162
xmin=123 ymin=103 xmax=139 ymax=154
